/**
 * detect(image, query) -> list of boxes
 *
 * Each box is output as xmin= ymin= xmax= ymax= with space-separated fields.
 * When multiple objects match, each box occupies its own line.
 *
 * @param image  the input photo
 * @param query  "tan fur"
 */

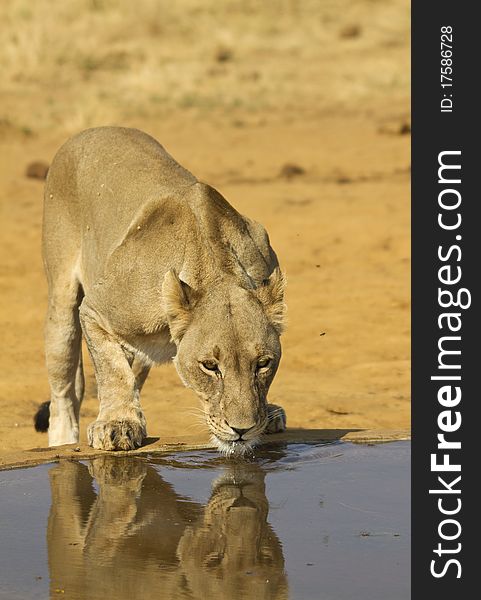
xmin=42 ymin=126 xmax=286 ymax=451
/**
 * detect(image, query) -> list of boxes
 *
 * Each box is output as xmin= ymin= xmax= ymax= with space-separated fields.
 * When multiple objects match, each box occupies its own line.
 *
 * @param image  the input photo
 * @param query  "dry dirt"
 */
xmin=0 ymin=0 xmax=410 ymax=460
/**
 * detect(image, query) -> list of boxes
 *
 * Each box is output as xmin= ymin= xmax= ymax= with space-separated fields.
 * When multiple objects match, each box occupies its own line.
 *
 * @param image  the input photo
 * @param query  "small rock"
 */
xmin=73 ymin=447 xmax=81 ymax=453
xmin=339 ymin=24 xmax=362 ymax=39
xmin=26 ymin=161 xmax=49 ymax=180
xmin=215 ymin=47 xmax=233 ymax=63
xmin=279 ymin=163 xmax=305 ymax=179
xmin=336 ymin=173 xmax=352 ymax=184
xmin=326 ymin=406 xmax=349 ymax=415
xmin=378 ymin=120 xmax=411 ymax=136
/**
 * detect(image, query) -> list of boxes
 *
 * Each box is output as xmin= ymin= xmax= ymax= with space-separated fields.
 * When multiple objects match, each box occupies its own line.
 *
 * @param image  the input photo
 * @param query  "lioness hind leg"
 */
xmin=132 ymin=356 xmax=151 ymax=393
xmin=80 ymin=304 xmax=146 ymax=451
xmin=45 ymin=282 xmax=84 ymax=446
xmin=265 ymin=403 xmax=287 ymax=434
xmin=75 ymin=350 xmax=85 ymax=411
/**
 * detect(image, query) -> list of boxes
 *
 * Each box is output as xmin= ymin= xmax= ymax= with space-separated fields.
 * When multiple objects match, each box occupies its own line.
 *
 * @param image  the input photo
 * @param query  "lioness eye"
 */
xmin=201 ymin=360 xmax=219 ymax=372
xmin=257 ymin=357 xmax=271 ymax=370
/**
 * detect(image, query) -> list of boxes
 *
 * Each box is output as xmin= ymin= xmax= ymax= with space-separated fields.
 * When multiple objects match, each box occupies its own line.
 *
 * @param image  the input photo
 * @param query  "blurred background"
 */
xmin=0 ymin=0 xmax=410 ymax=452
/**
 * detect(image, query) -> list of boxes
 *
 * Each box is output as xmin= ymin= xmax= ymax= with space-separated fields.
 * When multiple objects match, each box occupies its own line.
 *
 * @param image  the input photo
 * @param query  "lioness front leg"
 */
xmin=265 ymin=403 xmax=287 ymax=434
xmin=80 ymin=305 xmax=146 ymax=450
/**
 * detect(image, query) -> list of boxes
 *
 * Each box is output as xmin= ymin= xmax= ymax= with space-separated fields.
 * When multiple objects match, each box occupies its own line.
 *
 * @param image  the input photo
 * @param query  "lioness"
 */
xmin=35 ymin=127 xmax=286 ymax=454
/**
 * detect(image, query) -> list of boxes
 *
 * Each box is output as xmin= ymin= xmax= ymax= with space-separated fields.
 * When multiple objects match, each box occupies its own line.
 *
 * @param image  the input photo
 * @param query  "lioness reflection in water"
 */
xmin=47 ymin=457 xmax=288 ymax=600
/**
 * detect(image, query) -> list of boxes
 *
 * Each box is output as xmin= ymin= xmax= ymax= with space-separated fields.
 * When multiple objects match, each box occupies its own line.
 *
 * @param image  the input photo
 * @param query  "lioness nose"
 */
xmin=230 ymin=426 xmax=253 ymax=439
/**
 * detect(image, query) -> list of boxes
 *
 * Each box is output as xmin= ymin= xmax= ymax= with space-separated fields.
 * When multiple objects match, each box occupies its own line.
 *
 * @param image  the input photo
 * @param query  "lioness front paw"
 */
xmin=88 ymin=456 xmax=147 ymax=486
xmin=265 ymin=404 xmax=287 ymax=434
xmin=87 ymin=419 xmax=146 ymax=451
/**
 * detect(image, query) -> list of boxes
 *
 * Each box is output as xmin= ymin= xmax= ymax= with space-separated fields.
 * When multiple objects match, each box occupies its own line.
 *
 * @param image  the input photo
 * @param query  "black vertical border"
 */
xmin=412 ymin=2 xmax=477 ymax=597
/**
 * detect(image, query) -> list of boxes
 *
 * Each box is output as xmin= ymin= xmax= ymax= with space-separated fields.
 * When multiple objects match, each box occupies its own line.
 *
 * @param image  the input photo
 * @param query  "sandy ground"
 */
xmin=0 ymin=0 xmax=410 ymax=461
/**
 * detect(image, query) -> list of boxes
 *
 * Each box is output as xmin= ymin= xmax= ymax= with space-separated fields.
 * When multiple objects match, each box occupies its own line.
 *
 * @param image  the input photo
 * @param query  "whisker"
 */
xmin=183 ymin=423 xmax=209 ymax=433
xmin=182 ymin=414 xmax=208 ymax=425
xmin=181 ymin=409 xmax=208 ymax=418
xmin=267 ymin=409 xmax=284 ymax=421
xmin=267 ymin=408 xmax=284 ymax=416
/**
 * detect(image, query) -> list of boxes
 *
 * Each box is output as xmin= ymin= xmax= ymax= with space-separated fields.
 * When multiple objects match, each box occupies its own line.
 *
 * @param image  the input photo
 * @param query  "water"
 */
xmin=0 ymin=441 xmax=410 ymax=600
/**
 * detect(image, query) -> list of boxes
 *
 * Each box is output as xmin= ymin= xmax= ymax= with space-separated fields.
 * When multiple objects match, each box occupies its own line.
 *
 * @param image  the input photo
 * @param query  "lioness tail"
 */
xmin=34 ymin=401 xmax=50 ymax=432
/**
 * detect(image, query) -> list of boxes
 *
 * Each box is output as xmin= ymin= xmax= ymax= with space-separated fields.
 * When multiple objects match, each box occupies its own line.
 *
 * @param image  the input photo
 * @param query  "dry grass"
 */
xmin=0 ymin=0 xmax=409 ymax=136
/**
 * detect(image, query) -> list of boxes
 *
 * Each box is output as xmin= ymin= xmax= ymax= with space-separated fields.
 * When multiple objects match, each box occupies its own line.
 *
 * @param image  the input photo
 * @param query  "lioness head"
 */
xmin=162 ymin=268 xmax=286 ymax=455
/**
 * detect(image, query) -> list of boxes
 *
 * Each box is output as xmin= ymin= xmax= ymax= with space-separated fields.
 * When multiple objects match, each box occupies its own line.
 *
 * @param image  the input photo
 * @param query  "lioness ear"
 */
xmin=255 ymin=268 xmax=287 ymax=334
xmin=162 ymin=269 xmax=197 ymax=343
